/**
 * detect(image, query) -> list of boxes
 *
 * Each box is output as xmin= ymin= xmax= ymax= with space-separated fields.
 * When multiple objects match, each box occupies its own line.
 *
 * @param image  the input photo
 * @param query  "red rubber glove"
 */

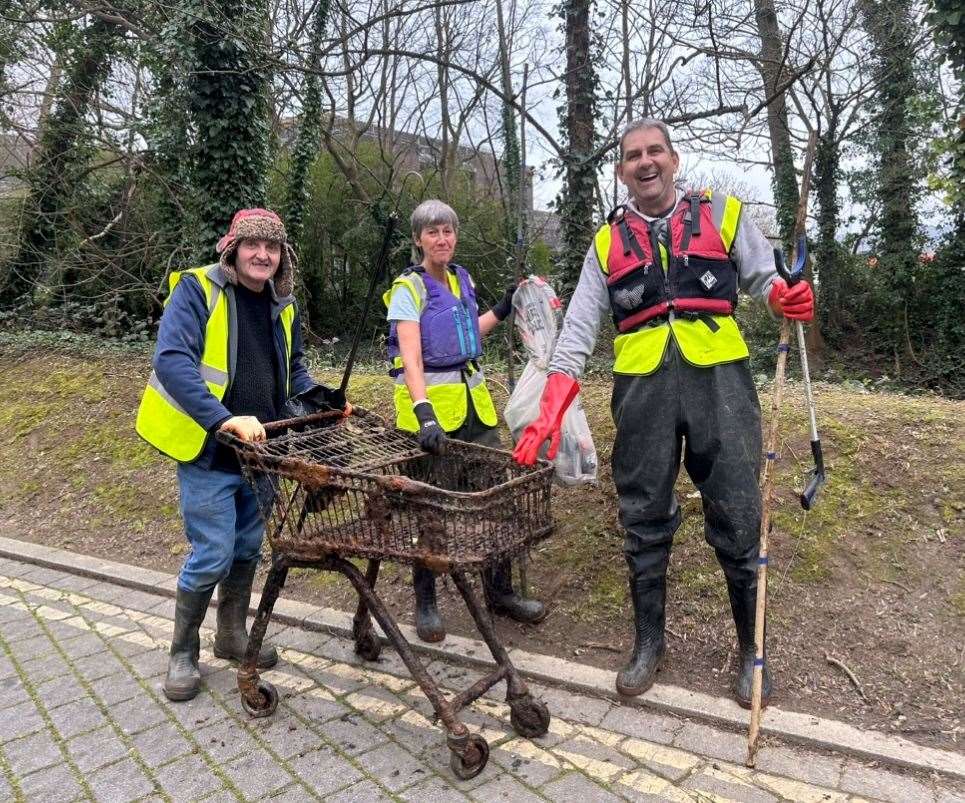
xmin=768 ymin=278 xmax=815 ymax=321
xmin=513 ymin=373 xmax=581 ymax=465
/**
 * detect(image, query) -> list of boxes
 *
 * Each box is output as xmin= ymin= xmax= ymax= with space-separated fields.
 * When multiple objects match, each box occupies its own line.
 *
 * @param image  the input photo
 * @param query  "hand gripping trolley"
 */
xmin=217 ymin=408 xmax=554 ymax=779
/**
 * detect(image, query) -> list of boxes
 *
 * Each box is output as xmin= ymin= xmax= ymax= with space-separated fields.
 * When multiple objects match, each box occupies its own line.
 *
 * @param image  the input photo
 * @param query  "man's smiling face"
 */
xmin=616 ymin=126 xmax=680 ymax=215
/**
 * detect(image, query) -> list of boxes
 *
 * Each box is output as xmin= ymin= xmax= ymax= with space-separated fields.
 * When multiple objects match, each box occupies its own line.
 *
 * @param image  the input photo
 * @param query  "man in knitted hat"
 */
xmin=136 ymin=208 xmax=349 ymax=702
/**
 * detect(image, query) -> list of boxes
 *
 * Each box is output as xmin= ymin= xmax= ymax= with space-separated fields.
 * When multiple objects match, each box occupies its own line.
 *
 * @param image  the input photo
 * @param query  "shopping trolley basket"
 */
xmin=216 ymin=407 xmax=555 ymax=779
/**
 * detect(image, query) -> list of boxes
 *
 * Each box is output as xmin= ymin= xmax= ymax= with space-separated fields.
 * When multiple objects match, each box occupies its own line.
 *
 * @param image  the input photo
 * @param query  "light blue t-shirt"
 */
xmin=386 ymin=284 xmax=421 ymax=322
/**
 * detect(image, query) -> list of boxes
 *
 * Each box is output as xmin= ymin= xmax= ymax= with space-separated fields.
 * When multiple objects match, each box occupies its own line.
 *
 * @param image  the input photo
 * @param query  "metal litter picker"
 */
xmin=217 ymin=409 xmax=554 ymax=779
xmin=746 ymin=132 xmax=826 ymax=765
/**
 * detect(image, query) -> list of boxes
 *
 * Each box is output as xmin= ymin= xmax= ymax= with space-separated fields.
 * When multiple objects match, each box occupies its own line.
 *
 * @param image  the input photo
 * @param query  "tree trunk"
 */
xmin=434 ymin=5 xmax=453 ymax=197
xmin=859 ymin=0 xmax=919 ymax=359
xmin=809 ymin=126 xmax=841 ymax=355
xmin=285 ymin=0 xmax=331 ymax=247
xmin=186 ymin=0 xmax=272 ymax=259
xmin=2 ymin=18 xmax=118 ymax=305
xmin=494 ymin=0 xmax=521 ymax=246
xmin=558 ymin=0 xmax=598 ymax=293
xmin=753 ymin=0 xmax=800 ymax=254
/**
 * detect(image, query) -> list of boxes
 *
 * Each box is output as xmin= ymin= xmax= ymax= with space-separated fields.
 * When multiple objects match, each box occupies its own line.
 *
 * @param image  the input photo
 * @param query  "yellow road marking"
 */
xmin=620 ymin=737 xmax=703 ymax=772
xmin=0 ymin=575 xmax=859 ymax=802
xmin=617 ymin=768 xmax=698 ymax=801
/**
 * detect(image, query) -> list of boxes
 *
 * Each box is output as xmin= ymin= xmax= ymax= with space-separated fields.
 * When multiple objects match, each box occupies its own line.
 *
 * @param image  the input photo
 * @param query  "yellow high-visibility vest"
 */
xmin=135 ymin=265 xmax=295 ymax=462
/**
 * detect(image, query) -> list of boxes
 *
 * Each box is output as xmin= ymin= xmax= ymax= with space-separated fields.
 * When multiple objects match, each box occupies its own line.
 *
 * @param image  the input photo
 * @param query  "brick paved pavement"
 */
xmin=0 ymin=557 xmax=961 ymax=802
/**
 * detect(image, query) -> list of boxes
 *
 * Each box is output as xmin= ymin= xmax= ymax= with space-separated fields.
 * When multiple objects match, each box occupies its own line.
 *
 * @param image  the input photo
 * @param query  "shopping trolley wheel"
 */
xmin=240 ymin=681 xmax=279 ymax=719
xmin=449 ymin=734 xmax=490 ymax=780
xmin=354 ymin=630 xmax=382 ymax=661
xmin=509 ymin=696 xmax=550 ymax=738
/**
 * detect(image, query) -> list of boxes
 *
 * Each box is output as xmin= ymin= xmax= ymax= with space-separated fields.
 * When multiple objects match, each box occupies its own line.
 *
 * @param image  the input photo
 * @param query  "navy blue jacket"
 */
xmin=152 ymin=264 xmax=314 ymax=468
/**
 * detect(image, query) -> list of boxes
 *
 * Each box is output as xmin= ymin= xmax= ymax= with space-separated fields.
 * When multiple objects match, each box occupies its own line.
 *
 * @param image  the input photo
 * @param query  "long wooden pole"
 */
xmin=746 ymin=131 xmax=817 ymax=766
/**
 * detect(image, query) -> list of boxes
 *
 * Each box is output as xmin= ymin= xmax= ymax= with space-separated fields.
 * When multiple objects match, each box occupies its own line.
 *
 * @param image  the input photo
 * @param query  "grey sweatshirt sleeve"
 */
xmin=732 ymin=209 xmax=779 ymax=305
xmin=548 ymin=245 xmax=611 ymax=379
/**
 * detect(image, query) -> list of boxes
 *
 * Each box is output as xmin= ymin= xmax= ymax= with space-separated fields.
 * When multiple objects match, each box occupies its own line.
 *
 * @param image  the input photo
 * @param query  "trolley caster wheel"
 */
xmin=240 ymin=681 xmax=278 ymax=719
xmin=510 ymin=696 xmax=550 ymax=738
xmin=449 ymin=734 xmax=490 ymax=780
xmin=354 ymin=630 xmax=382 ymax=661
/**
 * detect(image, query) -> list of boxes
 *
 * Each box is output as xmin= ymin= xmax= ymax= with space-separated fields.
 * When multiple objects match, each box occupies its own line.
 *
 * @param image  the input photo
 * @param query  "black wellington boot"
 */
xmin=485 ymin=560 xmax=546 ymax=623
xmin=615 ymin=574 xmax=666 ymax=696
xmin=719 ymin=552 xmax=773 ymax=708
xmin=212 ymin=560 xmax=278 ymax=669
xmin=164 ymin=586 xmax=214 ymax=702
xmin=413 ymin=566 xmax=445 ymax=643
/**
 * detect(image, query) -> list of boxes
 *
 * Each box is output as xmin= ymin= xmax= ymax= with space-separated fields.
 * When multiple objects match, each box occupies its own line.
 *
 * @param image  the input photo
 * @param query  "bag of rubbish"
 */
xmin=504 ymin=276 xmax=597 ymax=485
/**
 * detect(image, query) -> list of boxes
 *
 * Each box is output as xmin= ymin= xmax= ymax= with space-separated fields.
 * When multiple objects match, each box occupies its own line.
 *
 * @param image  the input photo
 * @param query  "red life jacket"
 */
xmin=602 ymin=192 xmax=739 ymax=334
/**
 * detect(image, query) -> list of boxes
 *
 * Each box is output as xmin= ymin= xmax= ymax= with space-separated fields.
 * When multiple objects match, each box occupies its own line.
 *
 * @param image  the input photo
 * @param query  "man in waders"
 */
xmin=514 ymin=119 xmax=814 ymax=706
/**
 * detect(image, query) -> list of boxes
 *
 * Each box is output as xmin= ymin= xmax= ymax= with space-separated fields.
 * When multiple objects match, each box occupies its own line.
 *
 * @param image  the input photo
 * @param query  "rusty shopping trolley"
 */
xmin=216 ymin=407 xmax=555 ymax=779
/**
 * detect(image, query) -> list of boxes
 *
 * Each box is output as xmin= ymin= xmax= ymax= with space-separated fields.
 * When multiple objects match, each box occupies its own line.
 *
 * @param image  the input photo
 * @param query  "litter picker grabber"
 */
xmin=746 ymin=132 xmax=817 ymax=766
xmin=777 ymin=235 xmax=826 ymax=511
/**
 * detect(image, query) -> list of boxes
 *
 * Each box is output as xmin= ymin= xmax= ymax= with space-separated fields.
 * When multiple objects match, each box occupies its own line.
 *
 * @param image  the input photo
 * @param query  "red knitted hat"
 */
xmin=216 ymin=208 xmax=296 ymax=296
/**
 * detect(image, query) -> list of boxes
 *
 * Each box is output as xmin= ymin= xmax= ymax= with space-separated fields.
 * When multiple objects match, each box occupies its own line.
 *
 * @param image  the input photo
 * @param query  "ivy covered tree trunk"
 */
xmin=285 ymin=0 xmax=331 ymax=247
xmin=494 ymin=0 xmax=521 ymax=248
xmin=926 ymin=0 xmax=965 ymax=240
xmin=859 ymin=0 xmax=919 ymax=367
xmin=557 ymin=0 xmax=598 ymax=293
xmin=183 ymin=0 xmax=272 ymax=261
xmin=813 ymin=124 xmax=840 ymax=347
xmin=1 ymin=18 xmax=119 ymax=305
xmin=753 ymin=0 xmax=800 ymax=254
xmin=285 ymin=0 xmax=331 ymax=326
xmin=142 ymin=61 xmax=192 ymax=273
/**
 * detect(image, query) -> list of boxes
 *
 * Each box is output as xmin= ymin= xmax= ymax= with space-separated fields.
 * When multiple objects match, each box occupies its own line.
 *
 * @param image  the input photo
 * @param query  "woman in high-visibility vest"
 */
xmin=136 ymin=208 xmax=349 ymax=702
xmin=384 ymin=199 xmax=545 ymax=642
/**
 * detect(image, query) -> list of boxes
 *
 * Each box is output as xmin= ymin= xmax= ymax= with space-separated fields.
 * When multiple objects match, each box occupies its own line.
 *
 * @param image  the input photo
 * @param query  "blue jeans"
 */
xmin=176 ymin=463 xmax=266 ymax=593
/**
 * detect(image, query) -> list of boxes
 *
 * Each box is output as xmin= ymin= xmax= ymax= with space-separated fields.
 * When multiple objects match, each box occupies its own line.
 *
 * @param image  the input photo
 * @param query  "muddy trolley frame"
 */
xmin=218 ymin=409 xmax=555 ymax=779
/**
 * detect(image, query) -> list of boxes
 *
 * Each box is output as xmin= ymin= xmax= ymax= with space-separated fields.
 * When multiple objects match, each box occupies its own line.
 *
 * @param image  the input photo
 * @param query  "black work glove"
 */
xmin=282 ymin=384 xmax=347 ymax=418
xmin=491 ymin=284 xmax=517 ymax=322
xmin=413 ymin=401 xmax=447 ymax=455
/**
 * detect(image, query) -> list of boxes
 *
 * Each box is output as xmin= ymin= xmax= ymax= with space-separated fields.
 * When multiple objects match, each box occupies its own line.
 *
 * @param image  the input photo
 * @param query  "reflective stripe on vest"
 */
xmin=392 ymin=362 xmax=497 ymax=433
xmin=135 ymin=265 xmax=295 ymax=462
xmin=596 ymin=191 xmax=749 ymax=375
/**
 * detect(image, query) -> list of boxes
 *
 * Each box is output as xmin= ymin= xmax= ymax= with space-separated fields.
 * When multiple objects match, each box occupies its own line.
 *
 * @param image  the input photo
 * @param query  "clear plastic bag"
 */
xmin=510 ymin=276 xmax=562 ymax=368
xmin=505 ymin=277 xmax=598 ymax=485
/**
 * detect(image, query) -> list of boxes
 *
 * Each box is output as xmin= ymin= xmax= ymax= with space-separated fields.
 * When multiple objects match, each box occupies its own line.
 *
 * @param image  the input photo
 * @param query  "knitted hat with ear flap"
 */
xmin=215 ymin=208 xmax=297 ymax=296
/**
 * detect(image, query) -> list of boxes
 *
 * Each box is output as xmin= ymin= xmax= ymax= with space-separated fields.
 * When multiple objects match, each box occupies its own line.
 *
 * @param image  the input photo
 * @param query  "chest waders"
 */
xmin=599 ymin=192 xmax=769 ymax=703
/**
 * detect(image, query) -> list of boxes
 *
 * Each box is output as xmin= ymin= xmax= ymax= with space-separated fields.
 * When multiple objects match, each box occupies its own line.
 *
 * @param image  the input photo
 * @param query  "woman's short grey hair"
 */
xmin=410 ymin=199 xmax=459 ymax=263
xmin=619 ymin=118 xmax=675 ymax=159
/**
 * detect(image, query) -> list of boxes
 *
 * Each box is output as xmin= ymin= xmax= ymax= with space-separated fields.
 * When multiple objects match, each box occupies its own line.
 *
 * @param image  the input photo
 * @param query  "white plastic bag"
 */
xmin=505 ymin=277 xmax=598 ymax=485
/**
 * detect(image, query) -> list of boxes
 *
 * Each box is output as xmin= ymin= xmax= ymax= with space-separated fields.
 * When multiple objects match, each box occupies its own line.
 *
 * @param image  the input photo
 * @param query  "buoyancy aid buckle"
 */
xmin=606 ymin=205 xmax=628 ymax=225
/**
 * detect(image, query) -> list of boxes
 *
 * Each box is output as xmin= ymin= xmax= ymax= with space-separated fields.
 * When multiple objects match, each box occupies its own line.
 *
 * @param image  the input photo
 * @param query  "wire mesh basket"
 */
xmin=218 ymin=408 xmax=554 ymax=570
